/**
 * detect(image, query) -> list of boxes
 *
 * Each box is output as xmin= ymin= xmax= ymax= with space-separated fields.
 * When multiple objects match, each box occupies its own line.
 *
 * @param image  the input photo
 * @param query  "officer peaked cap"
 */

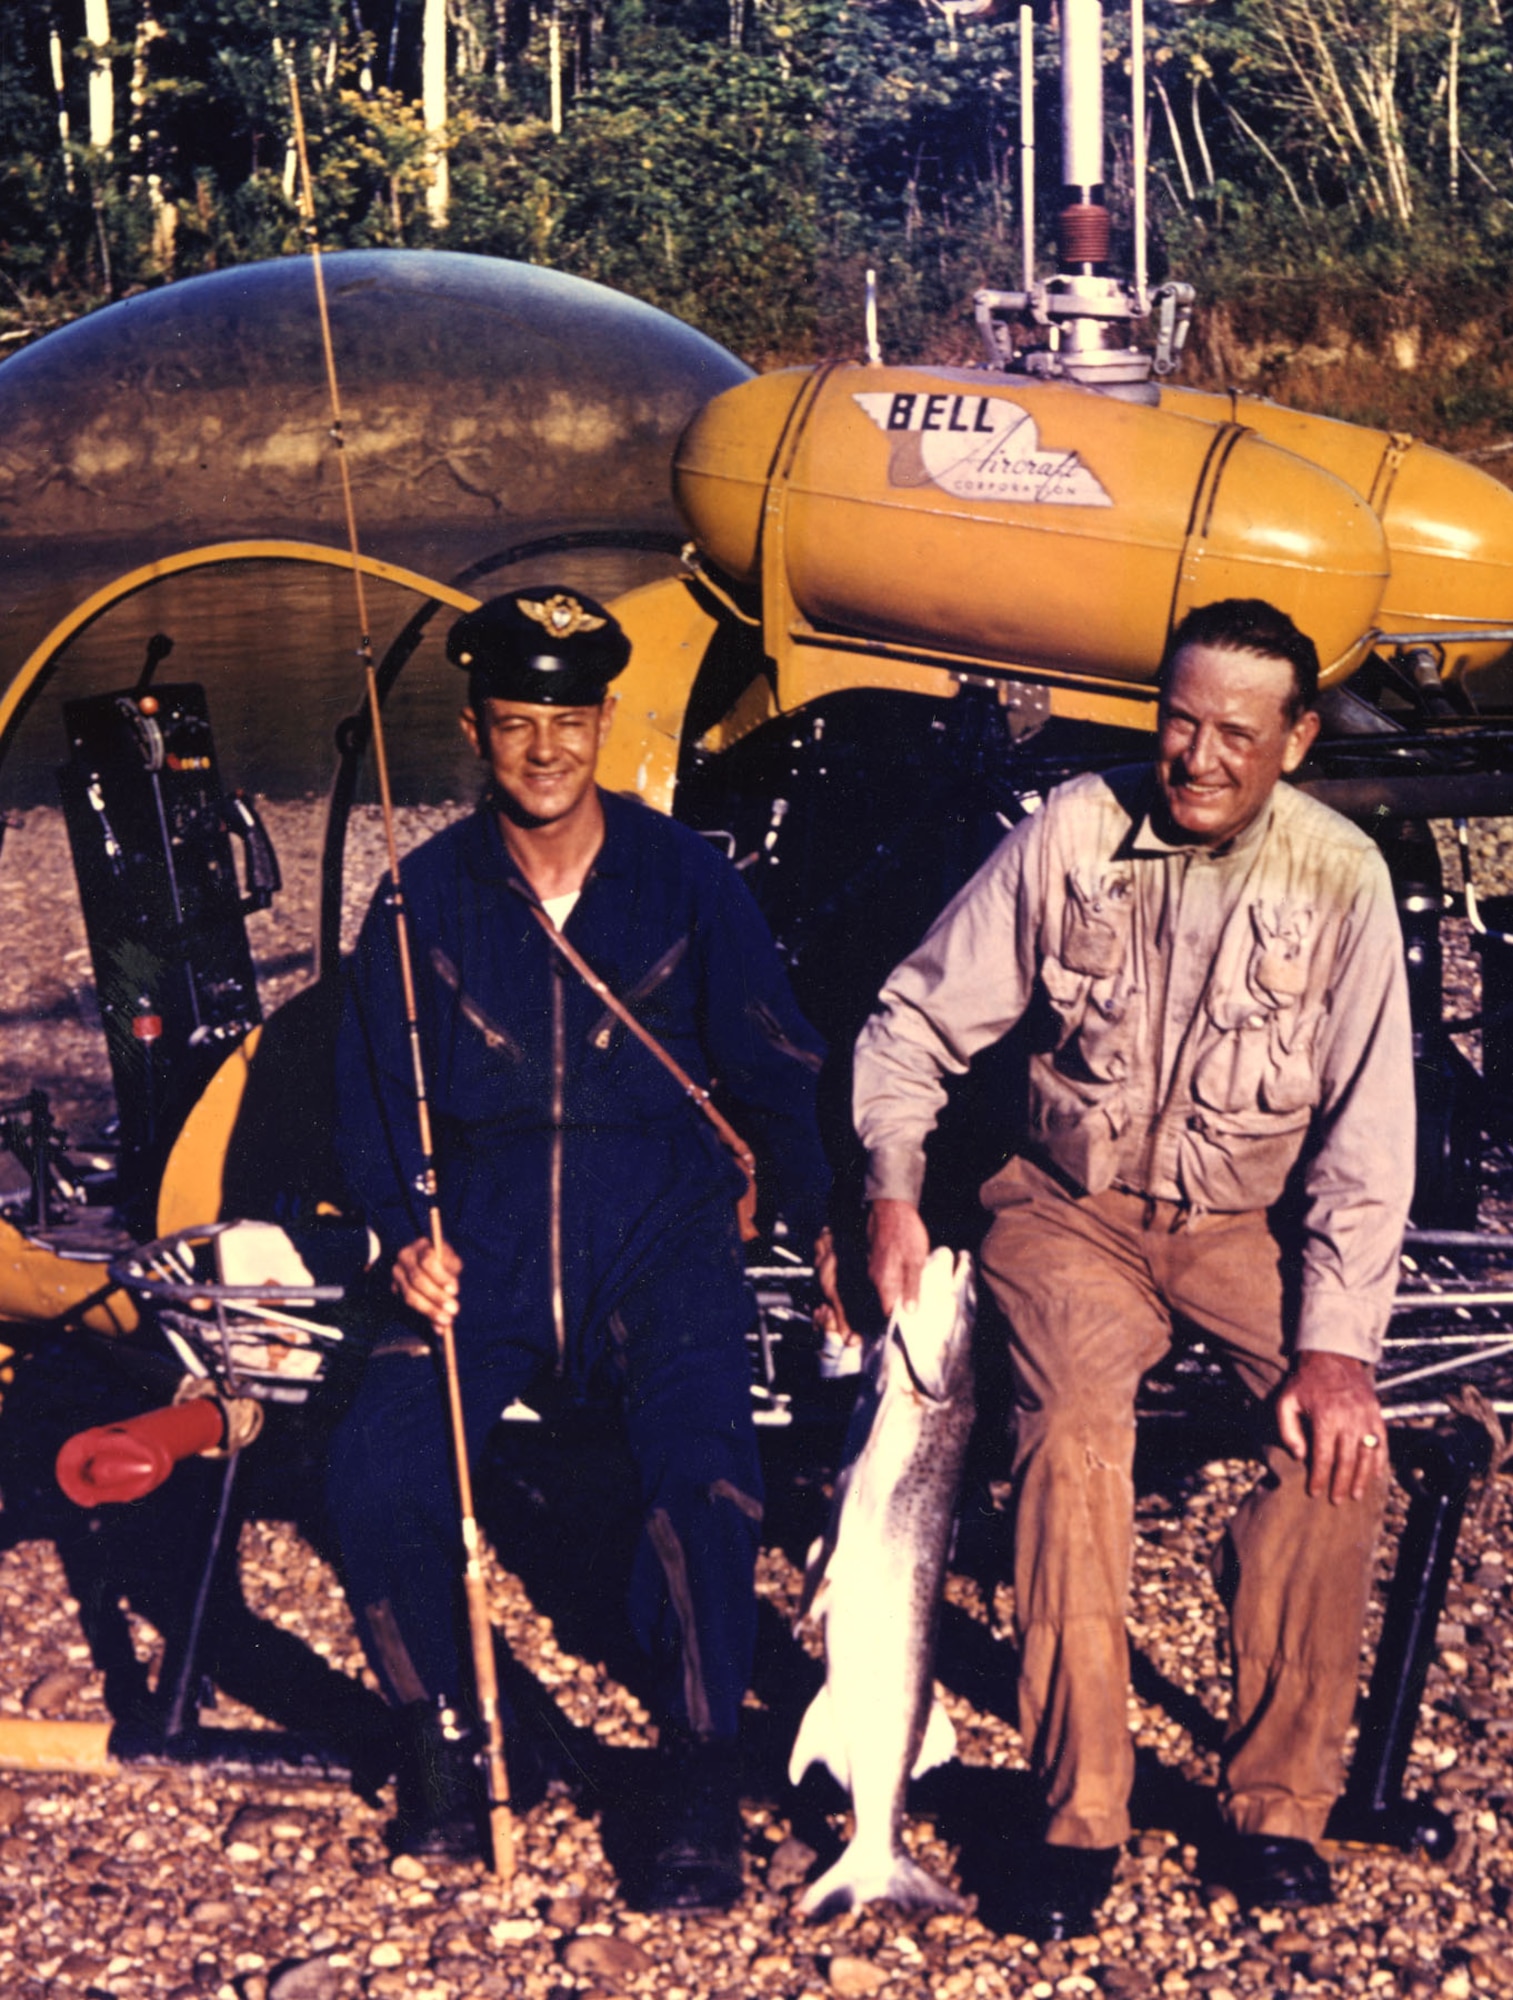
xmin=448 ymin=588 xmax=631 ymax=705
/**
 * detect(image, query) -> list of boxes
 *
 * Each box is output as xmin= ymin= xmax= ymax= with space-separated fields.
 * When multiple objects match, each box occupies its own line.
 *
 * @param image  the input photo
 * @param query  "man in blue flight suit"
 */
xmin=328 ymin=586 xmax=833 ymax=1910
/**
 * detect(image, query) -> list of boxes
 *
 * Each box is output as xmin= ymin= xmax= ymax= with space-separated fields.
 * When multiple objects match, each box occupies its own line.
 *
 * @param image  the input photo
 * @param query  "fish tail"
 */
xmin=797 ymin=1842 xmax=969 ymax=1921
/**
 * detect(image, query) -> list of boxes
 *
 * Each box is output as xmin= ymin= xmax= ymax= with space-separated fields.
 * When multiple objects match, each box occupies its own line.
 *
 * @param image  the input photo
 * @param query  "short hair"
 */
xmin=1160 ymin=599 xmax=1320 ymax=720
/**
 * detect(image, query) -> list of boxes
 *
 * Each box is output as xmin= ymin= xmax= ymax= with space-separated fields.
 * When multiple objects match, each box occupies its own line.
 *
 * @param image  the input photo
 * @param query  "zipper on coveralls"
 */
xmin=549 ymin=949 xmax=567 ymax=1375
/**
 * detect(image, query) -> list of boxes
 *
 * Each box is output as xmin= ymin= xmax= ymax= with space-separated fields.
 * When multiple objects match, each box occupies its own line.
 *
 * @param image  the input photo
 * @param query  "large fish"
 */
xmin=789 ymin=1244 xmax=977 ymax=1918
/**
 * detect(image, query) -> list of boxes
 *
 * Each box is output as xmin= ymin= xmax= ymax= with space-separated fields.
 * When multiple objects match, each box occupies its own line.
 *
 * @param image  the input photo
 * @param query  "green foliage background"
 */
xmin=4 ymin=0 xmax=1513 ymax=444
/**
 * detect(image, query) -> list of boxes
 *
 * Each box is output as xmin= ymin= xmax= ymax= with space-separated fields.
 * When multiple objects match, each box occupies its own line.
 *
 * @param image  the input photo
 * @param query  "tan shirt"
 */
xmin=854 ymin=767 xmax=1414 ymax=1363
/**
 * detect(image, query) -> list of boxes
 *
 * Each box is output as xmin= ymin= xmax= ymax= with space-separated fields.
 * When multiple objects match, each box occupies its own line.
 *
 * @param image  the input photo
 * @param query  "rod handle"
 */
xmin=56 ymin=1398 xmax=226 ymax=1507
xmin=461 ymin=1530 xmax=514 ymax=1882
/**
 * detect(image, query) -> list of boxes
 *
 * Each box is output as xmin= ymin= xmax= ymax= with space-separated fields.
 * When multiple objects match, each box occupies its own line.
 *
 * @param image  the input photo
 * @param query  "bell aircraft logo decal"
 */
xmin=853 ymin=390 xmax=1113 ymax=508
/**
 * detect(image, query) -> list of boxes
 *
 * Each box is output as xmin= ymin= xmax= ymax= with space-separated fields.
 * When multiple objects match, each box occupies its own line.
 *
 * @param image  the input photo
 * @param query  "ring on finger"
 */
xmin=1362 ymin=1432 xmax=1381 ymax=1449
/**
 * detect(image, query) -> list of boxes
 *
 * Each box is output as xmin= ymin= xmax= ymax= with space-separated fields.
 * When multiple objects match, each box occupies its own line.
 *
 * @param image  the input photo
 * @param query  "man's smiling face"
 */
xmin=1155 ymin=642 xmax=1320 ymax=849
xmin=460 ymin=696 xmax=614 ymax=829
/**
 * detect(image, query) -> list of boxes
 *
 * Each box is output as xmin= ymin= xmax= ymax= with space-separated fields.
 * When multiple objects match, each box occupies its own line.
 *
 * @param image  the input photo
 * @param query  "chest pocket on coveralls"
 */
xmin=429 ymin=945 xmax=526 ymax=1114
xmin=585 ymin=935 xmax=690 ymax=1052
xmin=1191 ymin=900 xmax=1322 ymax=1119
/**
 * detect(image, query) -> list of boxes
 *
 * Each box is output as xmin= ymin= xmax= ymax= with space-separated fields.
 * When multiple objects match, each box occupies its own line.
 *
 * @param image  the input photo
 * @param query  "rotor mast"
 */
xmin=975 ymin=0 xmax=1191 ymax=391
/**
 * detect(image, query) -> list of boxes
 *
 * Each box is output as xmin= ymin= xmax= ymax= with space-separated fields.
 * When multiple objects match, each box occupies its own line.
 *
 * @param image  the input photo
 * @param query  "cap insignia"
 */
xmin=519 ymin=593 xmax=607 ymax=639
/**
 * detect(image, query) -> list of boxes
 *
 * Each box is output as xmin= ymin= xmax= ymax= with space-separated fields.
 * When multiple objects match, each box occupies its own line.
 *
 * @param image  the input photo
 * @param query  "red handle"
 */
xmin=55 ymin=1399 xmax=226 ymax=1507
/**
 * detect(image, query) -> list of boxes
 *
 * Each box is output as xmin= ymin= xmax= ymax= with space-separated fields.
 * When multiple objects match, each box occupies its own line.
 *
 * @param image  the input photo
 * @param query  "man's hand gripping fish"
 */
xmin=790 ymin=1245 xmax=977 ymax=1918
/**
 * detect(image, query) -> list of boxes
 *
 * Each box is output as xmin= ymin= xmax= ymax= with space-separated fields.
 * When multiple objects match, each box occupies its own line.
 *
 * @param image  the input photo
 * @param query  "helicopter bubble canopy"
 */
xmin=0 ymin=252 xmax=749 ymax=803
xmin=0 ymin=250 xmax=748 ymax=557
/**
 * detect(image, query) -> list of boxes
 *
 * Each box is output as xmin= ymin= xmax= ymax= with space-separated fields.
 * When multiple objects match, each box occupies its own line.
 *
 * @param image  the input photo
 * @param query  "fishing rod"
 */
xmin=277 ymin=26 xmax=514 ymax=1883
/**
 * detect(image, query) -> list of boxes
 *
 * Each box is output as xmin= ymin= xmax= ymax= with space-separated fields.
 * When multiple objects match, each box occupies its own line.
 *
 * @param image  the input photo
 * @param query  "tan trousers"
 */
xmin=979 ymin=1155 xmax=1387 ymax=1851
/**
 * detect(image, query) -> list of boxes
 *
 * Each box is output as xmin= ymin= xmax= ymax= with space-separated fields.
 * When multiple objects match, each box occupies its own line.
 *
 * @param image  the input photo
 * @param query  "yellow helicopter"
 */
xmin=0 ymin=0 xmax=1509 ymax=1836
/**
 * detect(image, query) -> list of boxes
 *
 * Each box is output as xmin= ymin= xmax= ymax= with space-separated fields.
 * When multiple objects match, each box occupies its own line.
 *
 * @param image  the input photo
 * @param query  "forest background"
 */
xmin=2 ymin=0 xmax=1513 ymax=456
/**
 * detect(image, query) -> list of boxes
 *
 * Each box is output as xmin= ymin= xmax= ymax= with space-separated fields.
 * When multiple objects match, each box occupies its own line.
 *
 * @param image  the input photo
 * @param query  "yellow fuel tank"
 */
xmin=1162 ymin=387 xmax=1513 ymax=680
xmin=674 ymin=363 xmax=1390 ymax=686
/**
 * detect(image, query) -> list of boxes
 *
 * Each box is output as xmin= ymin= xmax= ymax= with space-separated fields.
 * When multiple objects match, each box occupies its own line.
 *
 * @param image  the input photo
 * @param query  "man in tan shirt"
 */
xmin=855 ymin=598 xmax=1413 ymax=1938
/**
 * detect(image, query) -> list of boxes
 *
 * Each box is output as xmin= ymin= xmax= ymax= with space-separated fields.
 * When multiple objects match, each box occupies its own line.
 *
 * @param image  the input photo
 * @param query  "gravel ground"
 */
xmin=0 ymin=803 xmax=1509 ymax=2000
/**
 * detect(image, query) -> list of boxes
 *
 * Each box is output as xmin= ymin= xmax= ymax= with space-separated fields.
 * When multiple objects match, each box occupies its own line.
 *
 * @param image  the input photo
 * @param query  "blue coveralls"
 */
xmin=327 ymin=791 xmax=830 ymax=1739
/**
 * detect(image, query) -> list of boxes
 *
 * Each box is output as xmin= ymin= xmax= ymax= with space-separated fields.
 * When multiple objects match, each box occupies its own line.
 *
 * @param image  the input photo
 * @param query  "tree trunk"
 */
xmin=349 ymin=0 xmax=375 ymax=96
xmin=48 ymin=22 xmax=75 ymax=192
xmin=549 ymin=3 xmax=563 ymax=133
xmin=452 ymin=0 xmax=485 ymax=78
xmin=92 ymin=184 xmax=114 ymax=295
xmin=387 ymin=0 xmax=403 ymax=86
xmin=268 ymin=24 xmax=299 ymax=201
xmin=1221 ymin=94 xmax=1308 ymax=218
xmin=424 ymin=0 xmax=450 ymax=225
xmin=1448 ymin=0 xmax=1462 ymax=204
xmin=1190 ymin=72 xmax=1214 ymax=186
xmin=1152 ymin=72 xmax=1194 ymax=202
xmin=83 ymin=0 xmax=114 ymax=153
xmin=132 ymin=4 xmax=176 ymax=276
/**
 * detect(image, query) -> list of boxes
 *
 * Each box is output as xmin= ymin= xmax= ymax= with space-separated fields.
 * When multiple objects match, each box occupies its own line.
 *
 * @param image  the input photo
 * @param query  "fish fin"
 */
xmin=788 ymin=1683 xmax=848 ymax=1791
xmin=795 ymin=1535 xmax=829 ymax=1627
xmin=798 ymin=1843 xmax=969 ymax=1921
xmin=910 ymin=1694 xmax=957 ymax=1778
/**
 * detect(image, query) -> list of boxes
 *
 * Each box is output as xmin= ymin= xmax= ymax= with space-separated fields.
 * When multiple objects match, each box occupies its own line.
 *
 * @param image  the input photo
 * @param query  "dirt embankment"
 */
xmin=1184 ymin=285 xmax=1513 ymax=470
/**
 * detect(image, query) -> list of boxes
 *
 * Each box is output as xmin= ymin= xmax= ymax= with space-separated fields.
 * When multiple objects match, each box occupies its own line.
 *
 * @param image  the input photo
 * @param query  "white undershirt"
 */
xmin=541 ymin=890 xmax=580 ymax=930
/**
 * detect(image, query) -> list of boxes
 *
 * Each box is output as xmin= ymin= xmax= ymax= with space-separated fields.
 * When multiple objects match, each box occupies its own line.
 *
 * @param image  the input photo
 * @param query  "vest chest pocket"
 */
xmin=1192 ymin=1016 xmax=1266 ymax=1115
xmin=1059 ymin=865 xmax=1134 ymax=979
xmin=1040 ymin=960 xmax=1135 ymax=1091
xmin=1258 ymin=1010 xmax=1322 ymax=1114
xmin=1192 ymin=900 xmax=1322 ymax=1119
xmin=1041 ymin=867 xmax=1136 ymax=1084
